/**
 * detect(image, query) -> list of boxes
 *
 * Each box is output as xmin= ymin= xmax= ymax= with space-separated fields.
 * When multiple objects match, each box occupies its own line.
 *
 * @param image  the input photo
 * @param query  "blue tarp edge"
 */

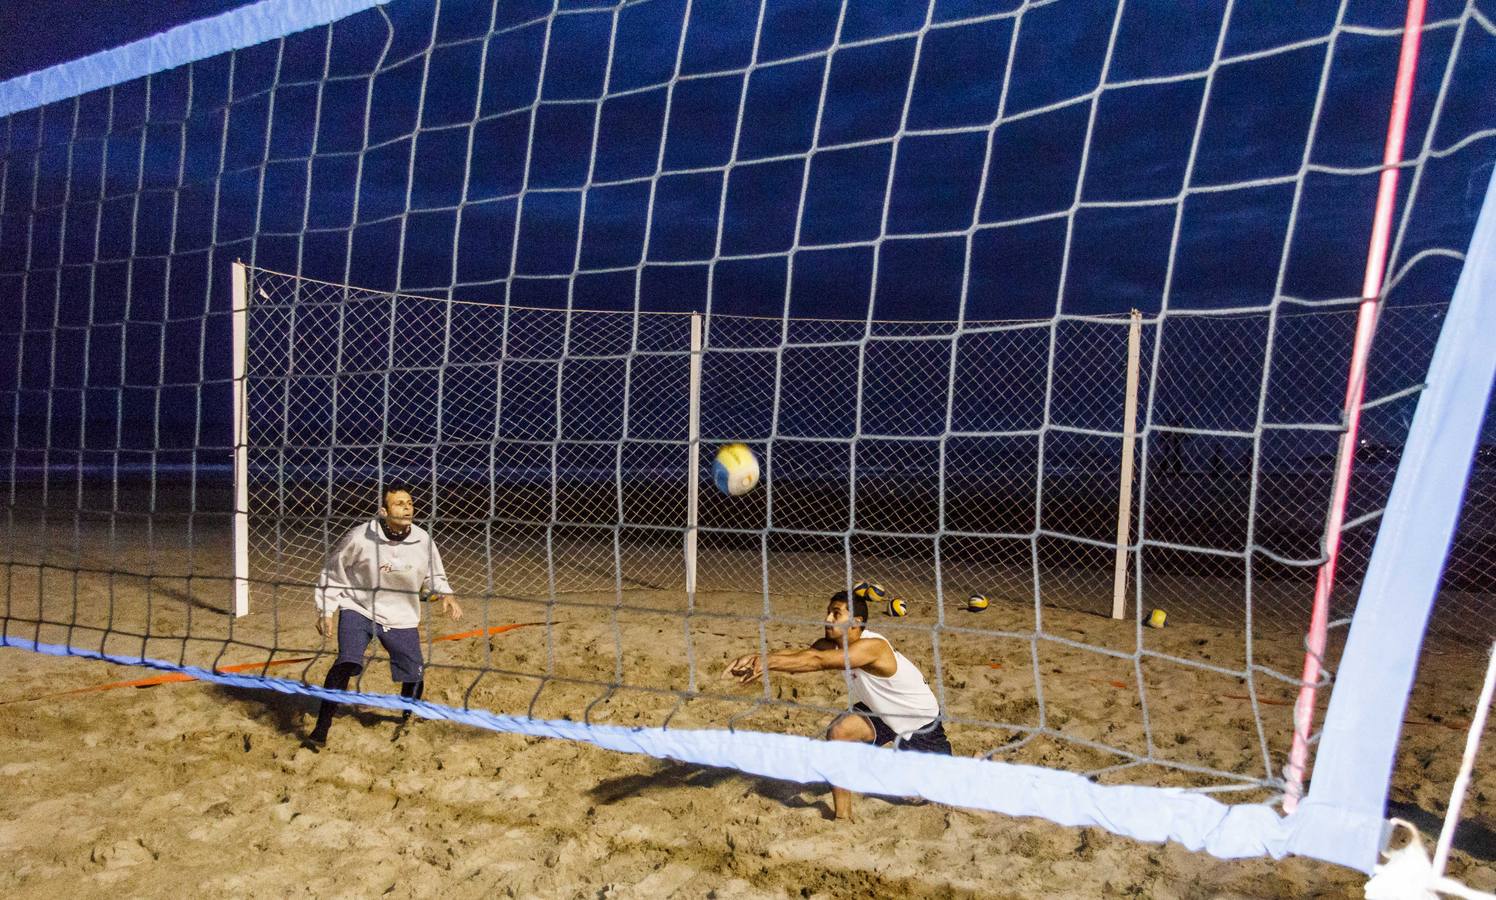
xmin=5 ymin=634 xmax=1377 ymax=867
xmin=0 ymin=0 xmax=390 ymax=119
xmin=1300 ymin=165 xmax=1496 ymax=872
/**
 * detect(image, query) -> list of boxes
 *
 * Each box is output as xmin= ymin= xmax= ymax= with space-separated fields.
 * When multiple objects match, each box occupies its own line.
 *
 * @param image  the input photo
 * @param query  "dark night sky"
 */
xmin=2 ymin=0 xmax=1494 ymax=461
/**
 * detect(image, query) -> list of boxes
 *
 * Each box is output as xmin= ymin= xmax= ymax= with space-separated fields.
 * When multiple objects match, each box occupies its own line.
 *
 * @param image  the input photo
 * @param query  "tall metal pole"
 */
xmin=1112 ymin=309 xmax=1142 ymax=620
xmin=231 ymin=261 xmax=250 ymax=618
xmin=685 ymin=312 xmax=702 ymax=597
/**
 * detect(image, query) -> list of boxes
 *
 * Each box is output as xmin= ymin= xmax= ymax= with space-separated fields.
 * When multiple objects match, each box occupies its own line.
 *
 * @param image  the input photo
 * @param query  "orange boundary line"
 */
xmin=0 ymin=656 xmax=317 ymax=705
xmin=63 ymin=656 xmax=317 ymax=693
xmin=432 ymin=621 xmax=544 ymax=643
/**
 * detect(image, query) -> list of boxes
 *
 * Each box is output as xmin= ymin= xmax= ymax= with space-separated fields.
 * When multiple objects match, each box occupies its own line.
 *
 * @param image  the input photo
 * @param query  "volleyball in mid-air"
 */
xmin=966 ymin=593 xmax=990 ymax=612
xmin=852 ymin=581 xmax=887 ymax=603
xmin=713 ymin=443 xmax=760 ymax=496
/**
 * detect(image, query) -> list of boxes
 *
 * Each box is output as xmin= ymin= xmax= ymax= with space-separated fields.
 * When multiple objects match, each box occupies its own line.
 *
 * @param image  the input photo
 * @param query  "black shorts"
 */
xmin=335 ymin=609 xmax=424 ymax=683
xmin=852 ymin=702 xmax=953 ymax=755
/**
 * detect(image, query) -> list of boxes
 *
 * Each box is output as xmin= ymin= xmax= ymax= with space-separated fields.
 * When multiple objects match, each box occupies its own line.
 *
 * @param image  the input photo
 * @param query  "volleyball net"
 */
xmin=3 ymin=0 xmax=1495 ymax=873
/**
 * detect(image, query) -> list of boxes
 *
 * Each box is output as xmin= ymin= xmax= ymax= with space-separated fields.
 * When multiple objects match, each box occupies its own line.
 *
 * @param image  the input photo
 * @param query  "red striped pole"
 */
xmin=1282 ymin=0 xmax=1429 ymax=813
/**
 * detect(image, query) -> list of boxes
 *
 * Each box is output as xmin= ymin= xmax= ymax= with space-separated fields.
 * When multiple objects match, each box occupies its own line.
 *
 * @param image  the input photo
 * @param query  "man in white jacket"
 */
xmin=725 ymin=590 xmax=951 ymax=821
xmin=305 ymin=484 xmax=462 ymax=749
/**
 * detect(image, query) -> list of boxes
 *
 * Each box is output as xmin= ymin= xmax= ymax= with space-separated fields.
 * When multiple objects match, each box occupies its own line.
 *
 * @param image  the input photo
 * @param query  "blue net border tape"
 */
xmin=2 ymin=634 xmax=1377 ymax=869
xmin=0 ymin=0 xmax=390 ymax=119
xmin=1303 ymin=167 xmax=1496 ymax=872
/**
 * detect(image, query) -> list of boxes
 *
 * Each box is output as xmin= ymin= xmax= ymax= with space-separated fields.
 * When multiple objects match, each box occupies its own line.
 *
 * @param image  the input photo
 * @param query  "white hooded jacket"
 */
xmin=314 ymin=519 xmax=453 ymax=629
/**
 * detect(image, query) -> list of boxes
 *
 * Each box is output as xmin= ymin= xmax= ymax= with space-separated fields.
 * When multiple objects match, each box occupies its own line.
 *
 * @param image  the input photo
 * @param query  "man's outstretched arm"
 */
xmin=725 ymin=638 xmax=891 ymax=684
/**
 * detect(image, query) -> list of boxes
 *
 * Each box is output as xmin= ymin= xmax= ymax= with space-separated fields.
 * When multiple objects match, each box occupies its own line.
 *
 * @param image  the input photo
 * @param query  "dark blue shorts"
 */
xmin=336 ymin=609 xmax=424 ymax=683
xmin=852 ymin=702 xmax=953 ymax=755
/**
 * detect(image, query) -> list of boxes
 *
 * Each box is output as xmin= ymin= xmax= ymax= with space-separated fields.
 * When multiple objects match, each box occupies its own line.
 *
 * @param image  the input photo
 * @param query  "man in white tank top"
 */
xmin=725 ymin=590 xmax=951 ymax=821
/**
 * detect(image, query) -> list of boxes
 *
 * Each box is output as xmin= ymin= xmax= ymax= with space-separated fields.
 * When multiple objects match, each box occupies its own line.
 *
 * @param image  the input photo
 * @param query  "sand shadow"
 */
xmin=589 ymin=759 xmax=836 ymax=819
xmin=152 ymin=583 xmax=233 ymax=616
xmin=213 ymin=684 xmax=406 ymax=739
xmin=1387 ymin=800 xmax=1496 ymax=862
xmin=565 ymin=562 xmax=669 ymax=593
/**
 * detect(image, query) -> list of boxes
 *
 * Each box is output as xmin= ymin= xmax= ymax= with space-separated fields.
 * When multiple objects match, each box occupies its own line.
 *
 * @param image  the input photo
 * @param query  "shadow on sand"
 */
xmin=587 ymin=758 xmax=932 ymax=821
xmin=1387 ymin=800 xmax=1496 ymax=863
xmin=212 ymin=683 xmax=407 ymax=740
xmin=589 ymin=759 xmax=836 ymax=819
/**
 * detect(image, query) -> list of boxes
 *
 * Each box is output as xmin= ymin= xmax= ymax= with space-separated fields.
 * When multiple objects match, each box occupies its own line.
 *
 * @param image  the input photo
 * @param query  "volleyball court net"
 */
xmin=2 ymin=0 xmax=1495 ymax=871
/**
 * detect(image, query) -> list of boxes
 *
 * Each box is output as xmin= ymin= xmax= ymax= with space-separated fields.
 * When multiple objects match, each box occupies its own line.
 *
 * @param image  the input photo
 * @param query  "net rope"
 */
xmin=239 ymin=269 xmax=1452 ymax=798
xmin=3 ymin=0 xmax=1495 ymax=866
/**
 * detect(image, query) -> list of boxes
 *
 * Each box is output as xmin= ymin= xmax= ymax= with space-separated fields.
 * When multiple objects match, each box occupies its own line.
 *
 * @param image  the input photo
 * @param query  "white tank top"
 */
xmin=847 ymin=630 xmax=940 ymax=739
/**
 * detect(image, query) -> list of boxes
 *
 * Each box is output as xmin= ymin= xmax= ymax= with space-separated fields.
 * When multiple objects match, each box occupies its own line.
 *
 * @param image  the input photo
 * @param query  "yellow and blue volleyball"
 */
xmin=852 ymin=581 xmax=887 ymax=603
xmin=713 ymin=443 xmax=760 ymax=496
xmin=966 ymin=593 xmax=990 ymax=612
xmin=887 ymin=597 xmax=909 ymax=617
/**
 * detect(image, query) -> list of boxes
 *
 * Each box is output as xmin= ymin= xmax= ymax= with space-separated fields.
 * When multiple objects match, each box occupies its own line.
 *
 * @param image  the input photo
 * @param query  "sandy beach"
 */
xmin=2 ymin=502 xmax=1493 ymax=898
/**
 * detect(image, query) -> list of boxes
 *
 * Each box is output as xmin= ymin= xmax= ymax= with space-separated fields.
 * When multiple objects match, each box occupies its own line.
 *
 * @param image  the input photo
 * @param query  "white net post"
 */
xmin=231 ymin=260 xmax=250 ymax=619
xmin=684 ymin=311 xmax=703 ymax=598
xmin=1111 ymin=309 xmax=1143 ymax=621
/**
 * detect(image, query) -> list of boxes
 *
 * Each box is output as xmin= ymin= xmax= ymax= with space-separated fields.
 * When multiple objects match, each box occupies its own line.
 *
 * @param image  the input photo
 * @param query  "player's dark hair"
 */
xmin=381 ymin=481 xmax=415 ymax=504
xmin=830 ymin=590 xmax=868 ymax=624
